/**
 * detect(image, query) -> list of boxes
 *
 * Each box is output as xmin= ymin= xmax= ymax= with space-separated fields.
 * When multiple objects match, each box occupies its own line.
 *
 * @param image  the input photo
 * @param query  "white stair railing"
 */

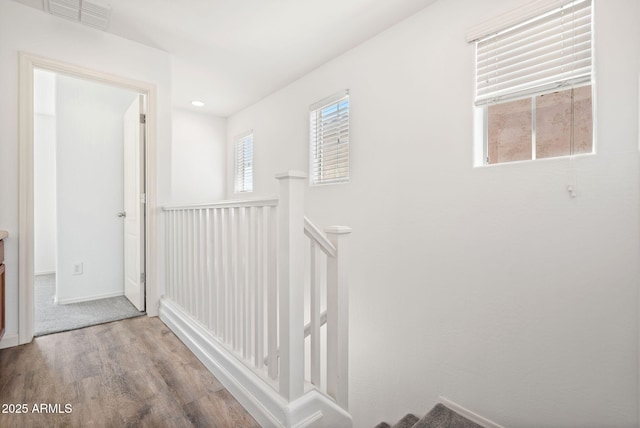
xmin=162 ymin=171 xmax=351 ymax=413
xmin=303 ymin=216 xmax=351 ymax=410
xmin=164 ymin=197 xmax=278 ymax=369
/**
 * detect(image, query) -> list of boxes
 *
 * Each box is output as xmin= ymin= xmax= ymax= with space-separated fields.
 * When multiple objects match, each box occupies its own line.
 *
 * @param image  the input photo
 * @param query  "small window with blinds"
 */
xmin=234 ymin=132 xmax=253 ymax=193
xmin=473 ymin=0 xmax=593 ymax=165
xmin=309 ymin=91 xmax=350 ymax=185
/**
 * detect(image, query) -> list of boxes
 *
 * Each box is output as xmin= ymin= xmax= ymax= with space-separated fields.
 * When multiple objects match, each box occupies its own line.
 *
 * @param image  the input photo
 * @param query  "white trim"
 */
xmin=292 ymin=411 xmax=323 ymax=428
xmin=466 ymin=0 xmax=577 ymax=42
xmin=57 ymin=291 xmax=125 ymax=305
xmin=160 ymin=298 xmax=286 ymax=427
xmin=438 ymin=397 xmax=505 ymax=428
xmin=275 ymin=171 xmax=307 ymax=180
xmin=234 ymin=129 xmax=254 ymax=141
xmin=163 ymin=196 xmax=279 ymax=211
xmin=18 ymin=52 xmax=159 ymax=346
xmin=0 ymin=333 xmax=20 ymax=350
xmin=309 ymin=90 xmax=349 ymax=112
xmin=34 ymin=271 xmax=56 ymax=276
xmin=159 ymin=298 xmax=352 ymax=428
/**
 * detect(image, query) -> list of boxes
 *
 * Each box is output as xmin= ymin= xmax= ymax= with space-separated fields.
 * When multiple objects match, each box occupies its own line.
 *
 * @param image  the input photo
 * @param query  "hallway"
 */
xmin=0 ymin=316 xmax=259 ymax=427
xmin=34 ymin=274 xmax=143 ymax=336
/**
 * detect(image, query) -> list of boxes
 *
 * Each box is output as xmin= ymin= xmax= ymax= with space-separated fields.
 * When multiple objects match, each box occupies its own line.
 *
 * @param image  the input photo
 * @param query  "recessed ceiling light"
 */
xmin=191 ymin=101 xmax=205 ymax=107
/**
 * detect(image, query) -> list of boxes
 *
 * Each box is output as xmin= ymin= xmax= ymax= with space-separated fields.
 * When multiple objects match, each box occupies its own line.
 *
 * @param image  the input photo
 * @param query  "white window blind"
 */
xmin=309 ymin=91 xmax=349 ymax=185
xmin=234 ymin=132 xmax=253 ymax=193
xmin=475 ymin=0 xmax=592 ymax=106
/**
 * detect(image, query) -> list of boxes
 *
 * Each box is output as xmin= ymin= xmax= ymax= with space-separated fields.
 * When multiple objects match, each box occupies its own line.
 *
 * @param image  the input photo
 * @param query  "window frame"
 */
xmin=309 ymin=90 xmax=350 ymax=186
xmin=234 ymin=131 xmax=253 ymax=193
xmin=471 ymin=0 xmax=595 ymax=166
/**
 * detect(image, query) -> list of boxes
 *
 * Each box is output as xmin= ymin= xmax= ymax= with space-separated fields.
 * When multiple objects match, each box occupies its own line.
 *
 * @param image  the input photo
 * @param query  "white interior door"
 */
xmin=123 ymin=95 xmax=145 ymax=311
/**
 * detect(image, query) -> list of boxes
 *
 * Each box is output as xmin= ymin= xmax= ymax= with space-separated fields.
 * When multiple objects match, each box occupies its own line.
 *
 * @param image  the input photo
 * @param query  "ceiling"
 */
xmin=13 ymin=0 xmax=438 ymax=117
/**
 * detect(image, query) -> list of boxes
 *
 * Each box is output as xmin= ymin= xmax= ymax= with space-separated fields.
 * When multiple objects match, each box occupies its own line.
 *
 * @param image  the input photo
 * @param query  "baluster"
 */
xmin=310 ymin=241 xmax=321 ymax=388
xmin=231 ymin=207 xmax=238 ymax=349
xmin=220 ymin=208 xmax=228 ymax=342
xmin=165 ymin=211 xmax=170 ymax=299
xmin=201 ymin=209 xmax=208 ymax=326
xmin=197 ymin=209 xmax=202 ymax=319
xmin=239 ymin=206 xmax=247 ymax=357
xmin=267 ymin=205 xmax=278 ymax=379
xmin=169 ymin=211 xmax=175 ymax=300
xmin=187 ymin=209 xmax=195 ymax=315
xmin=226 ymin=207 xmax=233 ymax=344
xmin=179 ymin=210 xmax=186 ymax=308
xmin=325 ymin=226 xmax=352 ymax=410
xmin=208 ymin=208 xmax=215 ymax=333
xmin=201 ymin=209 xmax=209 ymax=328
xmin=197 ymin=209 xmax=203 ymax=320
xmin=246 ymin=206 xmax=255 ymax=361
xmin=255 ymin=207 xmax=264 ymax=368
xmin=175 ymin=211 xmax=181 ymax=306
xmin=184 ymin=211 xmax=190 ymax=312
xmin=211 ymin=209 xmax=222 ymax=337
xmin=183 ymin=210 xmax=188 ymax=311
xmin=195 ymin=209 xmax=202 ymax=320
xmin=165 ymin=212 xmax=171 ymax=299
xmin=204 ymin=209 xmax=211 ymax=330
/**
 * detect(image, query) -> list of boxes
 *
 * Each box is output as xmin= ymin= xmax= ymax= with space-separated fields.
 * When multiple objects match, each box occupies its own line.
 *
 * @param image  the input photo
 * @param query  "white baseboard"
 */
xmin=57 ymin=291 xmax=124 ymax=305
xmin=159 ymin=298 xmax=351 ymax=428
xmin=0 ymin=333 xmax=20 ymax=349
xmin=438 ymin=397 xmax=504 ymax=428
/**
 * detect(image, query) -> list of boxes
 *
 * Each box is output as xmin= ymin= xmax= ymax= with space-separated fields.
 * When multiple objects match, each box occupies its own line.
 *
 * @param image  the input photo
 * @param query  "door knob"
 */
xmin=117 ymin=212 xmax=126 ymax=218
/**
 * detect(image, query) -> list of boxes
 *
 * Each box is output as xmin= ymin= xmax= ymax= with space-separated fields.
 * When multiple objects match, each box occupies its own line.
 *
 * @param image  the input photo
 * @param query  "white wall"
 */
xmin=34 ymin=69 xmax=57 ymax=275
xmin=226 ymin=1 xmax=640 ymax=427
xmin=172 ymin=109 xmax=227 ymax=203
xmin=0 ymin=1 xmax=172 ymax=338
xmin=55 ymin=74 xmax=138 ymax=303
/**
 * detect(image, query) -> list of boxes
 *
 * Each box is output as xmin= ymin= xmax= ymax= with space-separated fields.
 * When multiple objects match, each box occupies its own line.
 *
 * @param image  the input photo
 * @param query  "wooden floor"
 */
xmin=0 ymin=316 xmax=260 ymax=427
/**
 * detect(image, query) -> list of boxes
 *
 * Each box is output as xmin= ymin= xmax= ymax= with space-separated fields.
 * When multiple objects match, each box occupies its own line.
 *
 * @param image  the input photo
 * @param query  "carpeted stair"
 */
xmin=375 ymin=404 xmax=483 ymax=428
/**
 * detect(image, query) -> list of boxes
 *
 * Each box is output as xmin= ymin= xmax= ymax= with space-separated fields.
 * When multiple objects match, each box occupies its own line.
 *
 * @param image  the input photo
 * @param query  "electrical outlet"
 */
xmin=72 ymin=262 xmax=83 ymax=275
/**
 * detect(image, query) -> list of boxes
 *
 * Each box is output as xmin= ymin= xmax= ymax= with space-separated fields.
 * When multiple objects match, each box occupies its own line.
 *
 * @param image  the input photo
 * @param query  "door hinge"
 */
xmin=140 ymin=272 xmax=146 ymax=284
xmin=140 ymin=193 xmax=146 ymax=204
xmin=139 ymin=113 xmax=146 ymax=124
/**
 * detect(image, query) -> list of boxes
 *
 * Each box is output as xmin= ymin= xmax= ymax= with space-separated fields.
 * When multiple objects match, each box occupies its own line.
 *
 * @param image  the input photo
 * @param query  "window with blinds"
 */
xmin=309 ymin=91 xmax=349 ymax=185
xmin=473 ymin=0 xmax=593 ymax=165
xmin=234 ymin=132 xmax=253 ymax=193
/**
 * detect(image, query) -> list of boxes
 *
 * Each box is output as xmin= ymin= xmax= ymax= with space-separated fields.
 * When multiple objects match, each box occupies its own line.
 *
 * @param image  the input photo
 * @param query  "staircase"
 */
xmin=375 ymin=404 xmax=484 ymax=428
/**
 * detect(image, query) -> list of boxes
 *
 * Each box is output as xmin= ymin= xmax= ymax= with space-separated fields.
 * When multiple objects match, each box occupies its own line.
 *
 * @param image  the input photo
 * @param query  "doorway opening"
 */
xmin=19 ymin=53 xmax=160 ymax=345
xmin=33 ymin=69 xmax=146 ymax=336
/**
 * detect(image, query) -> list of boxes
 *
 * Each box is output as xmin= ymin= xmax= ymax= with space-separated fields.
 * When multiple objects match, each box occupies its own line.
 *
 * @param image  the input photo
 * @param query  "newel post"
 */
xmin=276 ymin=171 xmax=306 ymax=402
xmin=325 ymin=226 xmax=352 ymax=410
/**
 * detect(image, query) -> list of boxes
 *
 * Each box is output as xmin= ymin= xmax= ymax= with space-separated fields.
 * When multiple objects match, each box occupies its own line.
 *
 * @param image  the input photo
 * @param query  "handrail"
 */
xmin=265 ymin=310 xmax=327 ymax=365
xmin=304 ymin=217 xmax=336 ymax=258
xmin=305 ymin=310 xmax=327 ymax=338
xmin=162 ymin=196 xmax=279 ymax=211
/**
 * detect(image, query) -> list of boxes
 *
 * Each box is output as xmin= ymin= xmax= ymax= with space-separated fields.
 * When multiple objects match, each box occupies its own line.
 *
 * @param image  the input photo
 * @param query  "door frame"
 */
xmin=18 ymin=52 xmax=159 ymax=344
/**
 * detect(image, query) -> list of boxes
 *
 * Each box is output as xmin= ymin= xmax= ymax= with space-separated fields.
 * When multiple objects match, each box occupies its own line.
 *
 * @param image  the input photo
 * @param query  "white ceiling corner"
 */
xmin=12 ymin=0 xmax=439 ymax=116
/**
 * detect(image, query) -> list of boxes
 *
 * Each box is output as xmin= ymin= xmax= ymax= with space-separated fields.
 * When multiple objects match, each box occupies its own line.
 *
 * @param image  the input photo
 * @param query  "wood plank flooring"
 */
xmin=0 ymin=316 xmax=260 ymax=427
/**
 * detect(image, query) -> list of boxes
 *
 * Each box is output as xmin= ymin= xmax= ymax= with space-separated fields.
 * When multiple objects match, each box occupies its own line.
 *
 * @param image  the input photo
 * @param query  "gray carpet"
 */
xmin=35 ymin=274 xmax=144 ymax=336
xmin=376 ymin=404 xmax=484 ymax=428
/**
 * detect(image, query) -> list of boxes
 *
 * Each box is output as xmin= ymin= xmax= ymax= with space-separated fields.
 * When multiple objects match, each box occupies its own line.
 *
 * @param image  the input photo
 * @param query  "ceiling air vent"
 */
xmin=47 ymin=0 xmax=111 ymax=31
xmin=48 ymin=0 xmax=80 ymax=20
xmin=80 ymin=0 xmax=111 ymax=30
